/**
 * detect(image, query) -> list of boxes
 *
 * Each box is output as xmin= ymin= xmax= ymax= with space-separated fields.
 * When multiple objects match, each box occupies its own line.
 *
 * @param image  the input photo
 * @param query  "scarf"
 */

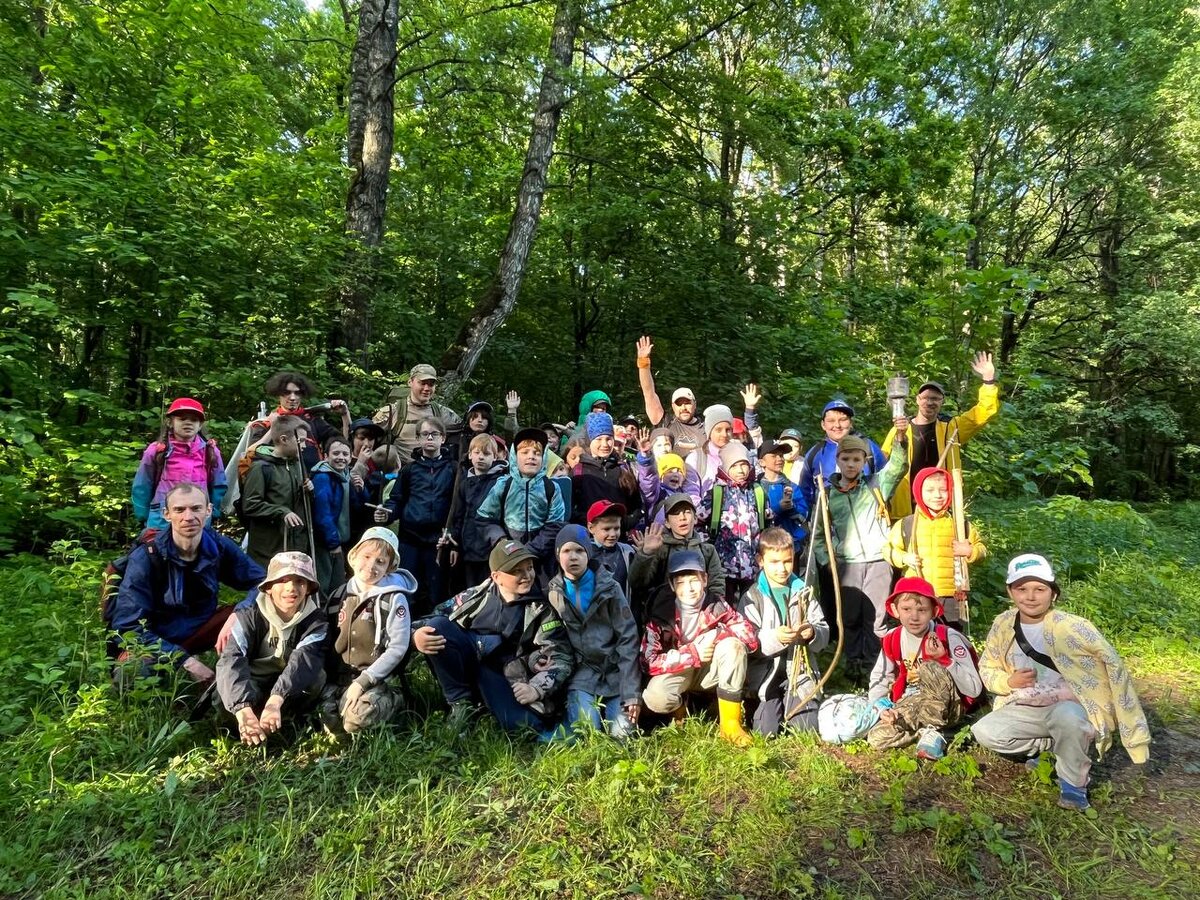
xmin=563 ymin=568 xmax=596 ymax=616
xmin=255 ymin=592 xmax=317 ymax=660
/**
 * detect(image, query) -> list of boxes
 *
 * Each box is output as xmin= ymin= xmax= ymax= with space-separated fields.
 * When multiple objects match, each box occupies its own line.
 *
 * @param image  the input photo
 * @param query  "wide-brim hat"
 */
xmin=259 ymin=551 xmax=320 ymax=594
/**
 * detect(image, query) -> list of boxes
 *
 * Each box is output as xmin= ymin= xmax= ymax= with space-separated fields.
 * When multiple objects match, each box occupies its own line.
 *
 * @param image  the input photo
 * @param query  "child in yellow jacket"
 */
xmin=884 ymin=467 xmax=984 ymax=628
xmin=971 ymin=554 xmax=1150 ymax=811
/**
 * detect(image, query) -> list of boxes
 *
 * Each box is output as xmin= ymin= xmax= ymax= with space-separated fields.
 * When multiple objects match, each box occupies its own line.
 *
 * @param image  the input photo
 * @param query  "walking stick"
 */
xmin=951 ymin=465 xmax=971 ymax=638
xmin=785 ymin=486 xmax=823 ymax=701
xmin=437 ymin=424 xmax=470 ymax=569
xmin=786 ymin=474 xmax=844 ymax=721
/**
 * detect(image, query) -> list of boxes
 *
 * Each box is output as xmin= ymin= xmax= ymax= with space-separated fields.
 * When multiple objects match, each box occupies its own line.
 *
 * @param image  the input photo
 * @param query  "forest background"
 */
xmin=3 ymin=0 xmax=1200 ymax=553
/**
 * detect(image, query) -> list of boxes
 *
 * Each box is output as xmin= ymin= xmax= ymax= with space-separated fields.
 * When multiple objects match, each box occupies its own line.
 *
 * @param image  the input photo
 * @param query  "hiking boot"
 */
xmin=915 ymin=727 xmax=947 ymax=761
xmin=1057 ymin=780 xmax=1090 ymax=811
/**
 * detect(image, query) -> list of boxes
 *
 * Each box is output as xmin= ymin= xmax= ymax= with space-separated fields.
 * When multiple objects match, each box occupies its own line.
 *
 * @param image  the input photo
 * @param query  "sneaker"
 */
xmin=1057 ymin=780 xmax=1090 ymax=811
xmin=915 ymin=727 xmax=947 ymax=760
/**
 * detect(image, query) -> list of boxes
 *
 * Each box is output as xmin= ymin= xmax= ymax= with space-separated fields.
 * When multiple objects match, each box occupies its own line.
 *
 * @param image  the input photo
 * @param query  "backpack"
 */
xmin=100 ymin=530 xmax=162 ymax=659
xmin=232 ymin=458 xmax=273 ymax=530
xmin=708 ymin=482 xmax=766 ymax=537
xmin=880 ymin=623 xmax=982 ymax=712
xmin=895 ymin=513 xmax=972 ymax=554
xmin=498 ymin=475 xmax=557 ymax=513
xmin=148 ymin=435 xmax=220 ymax=501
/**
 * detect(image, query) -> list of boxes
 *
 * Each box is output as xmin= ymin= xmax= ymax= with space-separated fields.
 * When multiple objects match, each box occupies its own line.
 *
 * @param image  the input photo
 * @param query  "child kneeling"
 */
xmin=972 ymin=554 xmax=1150 ymax=810
xmin=866 ymin=577 xmax=982 ymax=759
xmin=322 ymin=527 xmax=418 ymax=735
xmin=641 ymin=550 xmax=759 ymax=747
xmin=545 ymin=525 xmax=642 ymax=738
xmin=216 ymin=552 xmax=328 ymax=745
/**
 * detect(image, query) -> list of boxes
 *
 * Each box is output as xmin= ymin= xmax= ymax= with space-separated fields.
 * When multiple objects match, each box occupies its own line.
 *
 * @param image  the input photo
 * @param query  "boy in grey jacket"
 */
xmin=739 ymin=528 xmax=829 ymax=735
xmin=545 ymin=525 xmax=642 ymax=738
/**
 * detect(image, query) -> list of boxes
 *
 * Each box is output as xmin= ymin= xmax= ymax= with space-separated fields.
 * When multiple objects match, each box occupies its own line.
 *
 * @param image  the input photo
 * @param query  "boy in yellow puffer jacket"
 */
xmin=885 ymin=467 xmax=984 ymax=628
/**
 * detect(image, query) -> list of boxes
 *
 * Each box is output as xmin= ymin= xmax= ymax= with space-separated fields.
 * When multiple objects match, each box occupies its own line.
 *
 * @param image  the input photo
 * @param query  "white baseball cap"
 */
xmin=672 ymin=387 xmax=696 ymax=403
xmin=1006 ymin=553 xmax=1056 ymax=585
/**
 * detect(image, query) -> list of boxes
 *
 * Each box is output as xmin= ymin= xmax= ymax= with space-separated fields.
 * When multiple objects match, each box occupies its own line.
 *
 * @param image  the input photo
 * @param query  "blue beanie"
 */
xmin=555 ymin=524 xmax=593 ymax=561
xmin=586 ymin=412 xmax=615 ymax=441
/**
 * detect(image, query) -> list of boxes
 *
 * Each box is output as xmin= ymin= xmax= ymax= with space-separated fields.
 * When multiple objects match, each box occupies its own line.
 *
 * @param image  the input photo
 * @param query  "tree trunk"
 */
xmin=332 ymin=0 xmax=399 ymax=363
xmin=438 ymin=0 xmax=582 ymax=398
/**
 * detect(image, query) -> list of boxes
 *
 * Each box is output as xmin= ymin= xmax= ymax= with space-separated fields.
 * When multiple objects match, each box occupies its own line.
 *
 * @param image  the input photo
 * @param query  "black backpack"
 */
xmin=100 ymin=531 xmax=164 ymax=659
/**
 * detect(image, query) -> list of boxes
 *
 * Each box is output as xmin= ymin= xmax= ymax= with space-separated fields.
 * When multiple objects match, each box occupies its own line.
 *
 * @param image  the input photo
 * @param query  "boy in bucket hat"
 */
xmin=321 ymin=527 xmax=418 ymax=735
xmin=411 ymin=540 xmax=573 ymax=732
xmin=972 ymin=555 xmax=1150 ymax=811
xmin=865 ymin=577 xmax=982 ymax=759
xmin=216 ymin=552 xmax=328 ymax=745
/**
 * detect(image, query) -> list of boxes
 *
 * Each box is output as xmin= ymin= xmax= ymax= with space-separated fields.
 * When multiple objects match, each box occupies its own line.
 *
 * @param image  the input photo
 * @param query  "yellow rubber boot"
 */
xmin=717 ymin=698 xmax=752 ymax=748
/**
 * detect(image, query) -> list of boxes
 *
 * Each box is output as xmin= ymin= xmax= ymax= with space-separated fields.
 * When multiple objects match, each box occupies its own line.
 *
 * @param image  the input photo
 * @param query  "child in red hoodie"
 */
xmin=884 ymin=467 xmax=985 ymax=629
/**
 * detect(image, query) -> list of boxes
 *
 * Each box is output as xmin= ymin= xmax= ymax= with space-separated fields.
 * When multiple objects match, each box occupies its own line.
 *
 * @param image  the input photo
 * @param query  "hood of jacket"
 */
xmin=506 ymin=436 xmax=552 ymax=480
xmin=912 ymin=466 xmax=951 ymax=519
xmin=312 ymin=460 xmax=350 ymax=481
xmin=577 ymin=390 xmax=612 ymax=422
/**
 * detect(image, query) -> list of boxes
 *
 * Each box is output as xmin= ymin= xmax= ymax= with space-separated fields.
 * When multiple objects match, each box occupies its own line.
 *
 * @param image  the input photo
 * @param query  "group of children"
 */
xmin=130 ymin=371 xmax=1149 ymax=812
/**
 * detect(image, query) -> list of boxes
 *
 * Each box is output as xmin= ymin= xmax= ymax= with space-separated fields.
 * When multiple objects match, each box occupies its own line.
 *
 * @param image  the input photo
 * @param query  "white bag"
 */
xmin=817 ymin=693 xmax=879 ymax=744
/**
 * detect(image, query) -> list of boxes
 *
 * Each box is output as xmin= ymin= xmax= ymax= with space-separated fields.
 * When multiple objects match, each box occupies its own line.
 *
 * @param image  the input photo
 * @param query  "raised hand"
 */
xmin=636 ymin=335 xmax=654 ymax=360
xmin=971 ymin=351 xmax=996 ymax=382
xmin=740 ymin=383 xmax=761 ymax=411
xmin=640 ymin=522 xmax=665 ymax=554
xmin=506 ymin=390 xmax=521 ymax=412
xmin=637 ymin=426 xmax=653 ymax=455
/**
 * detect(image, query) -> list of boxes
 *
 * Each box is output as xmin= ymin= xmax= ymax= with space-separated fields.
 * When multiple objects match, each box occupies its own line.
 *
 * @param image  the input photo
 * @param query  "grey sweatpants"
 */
xmin=972 ymin=700 xmax=1096 ymax=787
xmin=837 ymin=559 xmax=892 ymax=664
xmin=642 ymin=637 xmax=748 ymax=711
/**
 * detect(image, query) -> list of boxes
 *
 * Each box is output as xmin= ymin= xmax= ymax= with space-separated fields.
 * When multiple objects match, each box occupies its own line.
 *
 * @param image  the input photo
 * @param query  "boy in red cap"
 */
xmin=587 ymin=500 xmax=635 ymax=596
xmin=866 ymin=576 xmax=982 ymax=759
xmin=884 ymin=467 xmax=985 ymax=629
xmin=132 ymin=397 xmax=227 ymax=533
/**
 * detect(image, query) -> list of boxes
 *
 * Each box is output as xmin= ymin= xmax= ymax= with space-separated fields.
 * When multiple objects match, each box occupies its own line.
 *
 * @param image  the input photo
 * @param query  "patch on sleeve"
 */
xmin=953 ymin=644 xmax=967 ymax=658
xmin=541 ymin=620 xmax=561 ymax=633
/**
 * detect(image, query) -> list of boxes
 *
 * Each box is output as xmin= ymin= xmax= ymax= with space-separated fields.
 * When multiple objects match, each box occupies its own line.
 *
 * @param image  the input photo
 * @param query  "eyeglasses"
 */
xmin=418 ymin=431 xmax=444 ymax=439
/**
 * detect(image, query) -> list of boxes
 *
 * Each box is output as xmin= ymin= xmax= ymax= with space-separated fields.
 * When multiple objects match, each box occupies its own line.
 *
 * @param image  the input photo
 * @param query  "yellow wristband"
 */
xmin=637 ymin=357 xmax=651 ymax=369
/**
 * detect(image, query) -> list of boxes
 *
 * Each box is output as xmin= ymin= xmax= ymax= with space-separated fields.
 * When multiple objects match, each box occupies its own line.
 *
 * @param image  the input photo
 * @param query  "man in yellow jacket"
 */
xmin=880 ymin=351 xmax=1000 ymax=520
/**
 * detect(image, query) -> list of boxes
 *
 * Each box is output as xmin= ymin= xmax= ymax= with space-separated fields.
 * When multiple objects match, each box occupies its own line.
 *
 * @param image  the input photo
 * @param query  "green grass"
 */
xmin=1 ymin=501 xmax=1198 ymax=898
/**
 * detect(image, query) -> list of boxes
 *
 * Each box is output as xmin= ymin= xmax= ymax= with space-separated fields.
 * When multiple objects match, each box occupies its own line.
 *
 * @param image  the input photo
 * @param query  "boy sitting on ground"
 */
xmin=322 ymin=527 xmax=418 ymax=735
xmin=972 ymin=555 xmax=1150 ymax=811
xmin=739 ymin=527 xmax=828 ymax=736
xmin=866 ymin=577 xmax=982 ymax=759
xmin=216 ymin=552 xmax=328 ymax=745
xmin=641 ymin=550 xmax=759 ymax=747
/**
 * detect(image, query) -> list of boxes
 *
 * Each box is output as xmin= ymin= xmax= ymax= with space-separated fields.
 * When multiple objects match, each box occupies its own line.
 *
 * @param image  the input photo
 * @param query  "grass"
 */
xmin=0 ymin=500 xmax=1198 ymax=898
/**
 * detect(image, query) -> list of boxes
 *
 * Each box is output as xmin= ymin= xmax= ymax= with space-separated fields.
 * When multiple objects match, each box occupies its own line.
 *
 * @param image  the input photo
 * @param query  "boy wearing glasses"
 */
xmin=380 ymin=416 xmax=456 ymax=614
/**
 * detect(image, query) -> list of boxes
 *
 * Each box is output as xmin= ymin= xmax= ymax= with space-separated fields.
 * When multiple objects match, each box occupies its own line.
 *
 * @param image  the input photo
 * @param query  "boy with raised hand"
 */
xmin=641 ymin=550 xmax=759 ymax=747
xmin=216 ymin=552 xmax=328 ymax=746
xmin=322 ymin=527 xmax=418 ymax=736
xmin=545 ymin=525 xmax=641 ymax=739
xmin=627 ymin=493 xmax=725 ymax=627
xmin=866 ymin=577 xmax=982 ymax=760
xmin=972 ymin=555 xmax=1150 ymax=811
xmin=586 ymin=500 xmax=635 ymax=596
xmin=739 ymin=527 xmax=828 ymax=736
xmin=411 ymin=540 xmax=573 ymax=733
xmin=240 ymin=415 xmax=310 ymax=570
xmin=476 ymin=426 xmax=566 ymax=580
xmin=884 ymin=467 xmax=985 ymax=629
xmin=815 ymin=420 xmax=908 ymax=681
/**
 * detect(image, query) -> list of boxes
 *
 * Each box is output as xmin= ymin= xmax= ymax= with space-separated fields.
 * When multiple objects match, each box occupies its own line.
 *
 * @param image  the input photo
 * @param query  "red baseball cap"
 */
xmin=166 ymin=397 xmax=206 ymax=420
xmin=884 ymin=576 xmax=942 ymax=618
xmin=586 ymin=499 xmax=626 ymax=524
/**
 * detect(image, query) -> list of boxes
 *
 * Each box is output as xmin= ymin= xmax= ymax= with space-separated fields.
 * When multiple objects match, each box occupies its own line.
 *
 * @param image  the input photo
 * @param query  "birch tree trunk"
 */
xmin=438 ymin=0 xmax=582 ymax=397
xmin=332 ymin=0 xmax=399 ymax=363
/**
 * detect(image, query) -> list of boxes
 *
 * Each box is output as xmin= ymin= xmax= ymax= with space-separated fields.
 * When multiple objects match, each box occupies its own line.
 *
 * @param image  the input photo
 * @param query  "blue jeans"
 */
xmin=421 ymin=616 xmax=547 ymax=732
xmin=565 ymin=689 xmax=636 ymax=739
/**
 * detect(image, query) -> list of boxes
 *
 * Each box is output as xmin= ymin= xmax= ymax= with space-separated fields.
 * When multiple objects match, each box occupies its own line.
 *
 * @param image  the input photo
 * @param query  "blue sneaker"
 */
xmin=1058 ymin=780 xmax=1090 ymax=811
xmin=915 ymin=727 xmax=947 ymax=760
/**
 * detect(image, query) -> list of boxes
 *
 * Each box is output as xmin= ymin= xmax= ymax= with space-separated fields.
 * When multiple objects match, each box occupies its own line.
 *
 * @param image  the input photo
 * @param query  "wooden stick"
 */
xmin=951 ymin=465 xmax=971 ymax=637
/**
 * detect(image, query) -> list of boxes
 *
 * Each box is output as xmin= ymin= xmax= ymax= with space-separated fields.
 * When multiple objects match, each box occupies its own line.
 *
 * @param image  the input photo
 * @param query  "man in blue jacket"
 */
xmin=111 ymin=482 xmax=264 ymax=684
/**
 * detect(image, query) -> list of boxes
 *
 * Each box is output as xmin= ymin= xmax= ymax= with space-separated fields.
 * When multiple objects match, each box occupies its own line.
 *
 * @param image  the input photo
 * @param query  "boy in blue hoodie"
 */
xmin=476 ymin=427 xmax=566 ymax=581
xmin=321 ymin=527 xmax=418 ymax=735
xmin=311 ymin=435 xmax=353 ymax=596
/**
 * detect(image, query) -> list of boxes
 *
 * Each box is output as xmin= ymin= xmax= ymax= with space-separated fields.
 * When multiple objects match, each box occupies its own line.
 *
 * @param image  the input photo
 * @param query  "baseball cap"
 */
xmin=664 ymin=492 xmax=695 ymax=514
xmin=489 ymin=539 xmax=538 ymax=574
xmin=166 ymin=397 xmax=205 ymax=420
xmin=778 ymin=428 xmax=802 ymax=442
xmin=1006 ymin=554 xmax=1057 ymax=585
xmin=258 ymin=551 xmax=320 ymax=593
xmin=667 ymin=549 xmax=706 ymax=577
xmin=759 ymin=442 xmax=788 ymax=458
xmin=837 ymin=435 xmax=870 ymax=455
xmin=917 ymin=381 xmax=946 ymax=396
xmin=587 ymin=499 xmax=626 ymax=524
xmin=352 ymin=526 xmax=400 ymax=560
xmin=822 ymin=399 xmax=855 ymax=417
xmin=672 ymin=387 xmax=696 ymax=403
xmin=409 ymin=363 xmax=439 ymax=383
xmin=513 ymin=427 xmax=549 ymax=449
